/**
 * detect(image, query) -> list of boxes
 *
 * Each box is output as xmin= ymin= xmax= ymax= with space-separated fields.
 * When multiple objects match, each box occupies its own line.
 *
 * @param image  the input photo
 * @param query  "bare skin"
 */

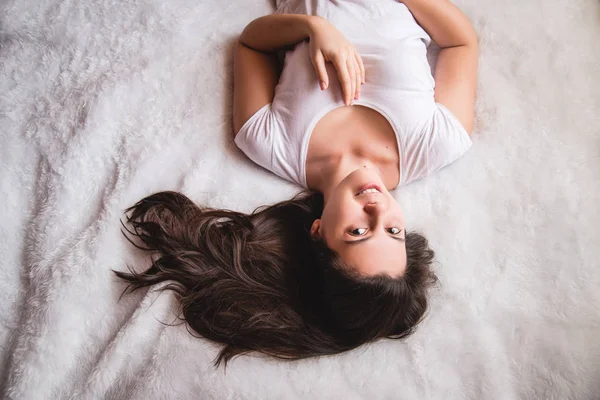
xmin=305 ymin=105 xmax=400 ymax=196
xmin=233 ymin=1 xmax=477 ymax=276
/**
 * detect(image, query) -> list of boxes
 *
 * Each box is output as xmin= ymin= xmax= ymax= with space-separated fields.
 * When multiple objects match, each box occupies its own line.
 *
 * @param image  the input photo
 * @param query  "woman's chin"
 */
xmin=343 ymin=168 xmax=386 ymax=190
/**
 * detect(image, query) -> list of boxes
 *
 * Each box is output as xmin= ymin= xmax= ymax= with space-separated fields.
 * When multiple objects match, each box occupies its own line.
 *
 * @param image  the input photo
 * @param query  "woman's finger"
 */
xmin=346 ymin=57 xmax=356 ymax=105
xmin=311 ymin=51 xmax=329 ymax=90
xmin=333 ymin=57 xmax=352 ymax=106
xmin=354 ymin=58 xmax=361 ymax=100
xmin=356 ymin=50 xmax=365 ymax=84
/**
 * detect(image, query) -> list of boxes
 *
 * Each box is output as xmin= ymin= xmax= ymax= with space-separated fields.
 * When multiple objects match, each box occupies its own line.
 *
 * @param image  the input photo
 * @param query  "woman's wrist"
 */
xmin=306 ymin=15 xmax=327 ymax=38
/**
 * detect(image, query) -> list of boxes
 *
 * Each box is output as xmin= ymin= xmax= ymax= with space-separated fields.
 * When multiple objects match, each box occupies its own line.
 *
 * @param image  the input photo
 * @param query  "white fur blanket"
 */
xmin=1 ymin=0 xmax=599 ymax=398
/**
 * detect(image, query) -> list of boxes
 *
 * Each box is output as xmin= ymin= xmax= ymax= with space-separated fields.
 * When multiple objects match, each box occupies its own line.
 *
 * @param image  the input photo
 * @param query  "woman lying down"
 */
xmin=116 ymin=0 xmax=478 ymax=367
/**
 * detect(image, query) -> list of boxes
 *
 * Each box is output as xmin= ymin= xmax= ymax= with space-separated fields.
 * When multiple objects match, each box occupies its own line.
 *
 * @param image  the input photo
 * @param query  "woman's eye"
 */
xmin=350 ymin=228 xmax=368 ymax=236
xmin=387 ymin=227 xmax=401 ymax=235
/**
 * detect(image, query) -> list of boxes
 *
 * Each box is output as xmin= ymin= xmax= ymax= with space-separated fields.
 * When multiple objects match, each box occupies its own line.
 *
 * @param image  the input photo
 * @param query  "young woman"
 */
xmin=116 ymin=0 xmax=477 ymax=367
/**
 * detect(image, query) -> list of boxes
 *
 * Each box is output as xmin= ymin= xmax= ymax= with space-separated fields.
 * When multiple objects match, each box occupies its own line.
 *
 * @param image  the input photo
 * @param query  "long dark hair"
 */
xmin=115 ymin=191 xmax=437 ymax=367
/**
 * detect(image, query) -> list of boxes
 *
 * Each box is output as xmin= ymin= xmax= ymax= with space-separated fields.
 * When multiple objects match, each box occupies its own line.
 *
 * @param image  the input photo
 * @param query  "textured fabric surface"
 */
xmin=1 ymin=0 xmax=599 ymax=399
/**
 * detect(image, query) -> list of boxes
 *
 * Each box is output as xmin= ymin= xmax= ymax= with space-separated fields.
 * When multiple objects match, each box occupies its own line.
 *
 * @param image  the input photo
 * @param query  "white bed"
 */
xmin=1 ymin=0 xmax=599 ymax=398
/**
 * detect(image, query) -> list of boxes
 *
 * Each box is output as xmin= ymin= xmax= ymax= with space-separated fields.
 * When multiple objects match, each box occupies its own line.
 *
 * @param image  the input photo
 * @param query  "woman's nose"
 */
xmin=364 ymin=201 xmax=386 ymax=215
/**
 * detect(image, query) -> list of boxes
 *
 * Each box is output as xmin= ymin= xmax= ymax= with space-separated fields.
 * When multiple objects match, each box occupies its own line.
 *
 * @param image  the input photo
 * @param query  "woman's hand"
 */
xmin=308 ymin=17 xmax=365 ymax=106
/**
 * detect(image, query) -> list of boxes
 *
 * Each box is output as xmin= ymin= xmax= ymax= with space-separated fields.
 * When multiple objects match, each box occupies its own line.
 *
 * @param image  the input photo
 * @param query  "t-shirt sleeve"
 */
xmin=234 ymin=104 xmax=276 ymax=172
xmin=399 ymin=102 xmax=473 ymax=186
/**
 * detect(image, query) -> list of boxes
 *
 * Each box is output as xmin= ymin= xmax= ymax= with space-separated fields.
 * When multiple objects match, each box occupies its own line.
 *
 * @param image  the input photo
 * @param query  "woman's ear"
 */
xmin=310 ymin=219 xmax=322 ymax=239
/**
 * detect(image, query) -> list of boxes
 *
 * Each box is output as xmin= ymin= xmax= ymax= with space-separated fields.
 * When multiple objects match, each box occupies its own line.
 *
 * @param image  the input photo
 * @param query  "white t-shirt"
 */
xmin=235 ymin=0 xmax=472 ymax=188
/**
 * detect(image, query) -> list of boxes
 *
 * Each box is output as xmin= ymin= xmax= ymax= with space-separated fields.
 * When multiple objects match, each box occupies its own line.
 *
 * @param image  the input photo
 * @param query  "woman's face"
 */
xmin=311 ymin=168 xmax=407 ymax=277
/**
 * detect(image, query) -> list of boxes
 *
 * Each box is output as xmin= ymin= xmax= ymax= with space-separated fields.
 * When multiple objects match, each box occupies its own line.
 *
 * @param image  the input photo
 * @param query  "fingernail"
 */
xmin=320 ymin=81 xmax=325 ymax=90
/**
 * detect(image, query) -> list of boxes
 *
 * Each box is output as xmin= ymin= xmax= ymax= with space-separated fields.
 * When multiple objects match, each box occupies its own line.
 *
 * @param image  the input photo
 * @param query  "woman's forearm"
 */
xmin=240 ymin=14 xmax=319 ymax=53
xmin=401 ymin=0 xmax=477 ymax=48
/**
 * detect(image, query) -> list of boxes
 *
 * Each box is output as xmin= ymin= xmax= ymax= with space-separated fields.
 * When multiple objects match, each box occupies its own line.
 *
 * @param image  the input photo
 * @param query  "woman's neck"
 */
xmin=305 ymin=105 xmax=401 ymax=199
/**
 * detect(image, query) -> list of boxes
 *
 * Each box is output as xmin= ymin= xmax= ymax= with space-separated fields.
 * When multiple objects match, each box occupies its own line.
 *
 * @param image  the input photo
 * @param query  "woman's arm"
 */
xmin=239 ymin=14 xmax=314 ymax=53
xmin=234 ymin=15 xmax=366 ymax=134
xmin=400 ymin=0 xmax=478 ymax=134
xmin=232 ymin=42 xmax=279 ymax=134
xmin=233 ymin=15 xmax=313 ymax=135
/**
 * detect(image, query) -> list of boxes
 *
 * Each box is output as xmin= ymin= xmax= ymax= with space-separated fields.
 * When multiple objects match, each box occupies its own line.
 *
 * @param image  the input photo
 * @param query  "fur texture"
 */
xmin=1 ymin=0 xmax=599 ymax=398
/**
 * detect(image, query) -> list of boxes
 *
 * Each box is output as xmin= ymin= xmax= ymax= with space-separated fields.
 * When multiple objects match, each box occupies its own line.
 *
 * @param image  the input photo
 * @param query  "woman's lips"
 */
xmin=355 ymin=183 xmax=383 ymax=196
